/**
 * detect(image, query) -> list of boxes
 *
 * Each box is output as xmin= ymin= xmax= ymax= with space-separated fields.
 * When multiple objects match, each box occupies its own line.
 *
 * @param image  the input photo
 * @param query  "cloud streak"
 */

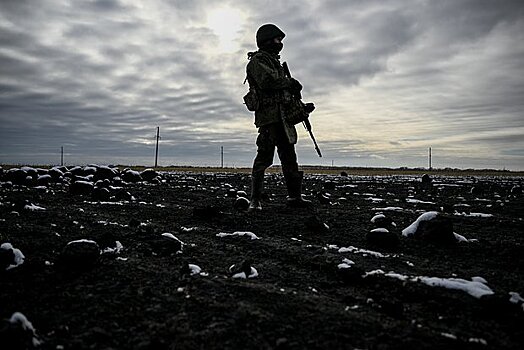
xmin=0 ymin=0 xmax=523 ymax=169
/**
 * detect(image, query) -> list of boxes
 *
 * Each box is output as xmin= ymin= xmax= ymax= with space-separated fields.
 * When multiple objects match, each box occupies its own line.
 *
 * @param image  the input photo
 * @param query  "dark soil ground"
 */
xmin=1 ymin=171 xmax=523 ymax=349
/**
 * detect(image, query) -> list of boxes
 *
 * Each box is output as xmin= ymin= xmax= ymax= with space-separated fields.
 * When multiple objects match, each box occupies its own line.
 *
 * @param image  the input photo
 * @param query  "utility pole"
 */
xmin=154 ymin=126 xmax=160 ymax=168
xmin=61 ymin=146 xmax=64 ymax=166
xmin=429 ymin=147 xmax=432 ymax=170
xmin=221 ymin=146 xmax=224 ymax=168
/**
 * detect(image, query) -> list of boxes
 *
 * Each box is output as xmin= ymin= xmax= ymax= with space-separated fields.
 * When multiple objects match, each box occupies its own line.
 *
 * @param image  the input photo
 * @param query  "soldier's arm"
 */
xmin=247 ymin=58 xmax=292 ymax=91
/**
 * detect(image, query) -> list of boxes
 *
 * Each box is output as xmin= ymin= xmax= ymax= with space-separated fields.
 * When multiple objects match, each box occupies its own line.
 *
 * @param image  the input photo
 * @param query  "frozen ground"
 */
xmin=1 ymin=168 xmax=523 ymax=349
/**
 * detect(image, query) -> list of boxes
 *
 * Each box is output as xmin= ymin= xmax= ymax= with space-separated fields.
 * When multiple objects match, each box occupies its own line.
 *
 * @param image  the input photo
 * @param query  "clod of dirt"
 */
xmin=371 ymin=214 xmax=395 ymax=229
xmin=366 ymin=228 xmax=399 ymax=248
xmin=403 ymin=212 xmax=456 ymax=245
xmin=193 ymin=205 xmax=220 ymax=218
xmin=317 ymin=191 xmax=332 ymax=204
xmin=416 ymin=216 xmax=456 ymax=244
xmin=421 ymin=174 xmax=432 ymax=185
xmin=233 ymin=197 xmax=249 ymax=211
xmin=115 ymin=189 xmax=134 ymax=201
xmin=340 ymin=171 xmax=348 ymax=177
xmin=70 ymin=181 xmax=94 ymax=196
xmin=160 ymin=233 xmax=184 ymax=254
xmin=59 ymin=239 xmax=100 ymax=268
xmin=0 ymin=312 xmax=41 ymax=349
xmin=337 ymin=264 xmax=364 ymax=284
xmin=140 ymin=168 xmax=159 ymax=182
xmin=121 ymin=169 xmax=142 ymax=183
xmin=305 ymin=215 xmax=330 ymax=233
xmin=0 ymin=246 xmax=15 ymax=270
xmin=323 ymin=181 xmax=336 ymax=190
xmin=229 ymin=258 xmax=257 ymax=279
xmin=92 ymin=187 xmax=110 ymax=201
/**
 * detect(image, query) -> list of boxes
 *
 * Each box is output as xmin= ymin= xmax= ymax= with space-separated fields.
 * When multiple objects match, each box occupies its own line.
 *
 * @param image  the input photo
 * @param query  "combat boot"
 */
xmin=285 ymin=171 xmax=312 ymax=208
xmin=248 ymin=172 xmax=264 ymax=212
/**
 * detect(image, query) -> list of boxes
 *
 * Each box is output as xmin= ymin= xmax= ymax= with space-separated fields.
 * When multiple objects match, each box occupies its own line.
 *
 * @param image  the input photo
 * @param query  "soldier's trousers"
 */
xmin=252 ymin=122 xmax=299 ymax=177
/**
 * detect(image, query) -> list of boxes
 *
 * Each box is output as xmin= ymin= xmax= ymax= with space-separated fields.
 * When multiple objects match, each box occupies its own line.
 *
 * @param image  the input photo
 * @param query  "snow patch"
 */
xmin=363 ymin=269 xmax=494 ymax=298
xmin=102 ymin=241 xmax=123 ymax=254
xmin=338 ymin=246 xmax=390 ymax=258
xmin=337 ymin=258 xmax=355 ymax=269
xmin=24 ymin=203 xmax=46 ymax=211
xmin=216 ymin=231 xmax=260 ymax=240
xmin=231 ymin=266 xmax=258 ymax=279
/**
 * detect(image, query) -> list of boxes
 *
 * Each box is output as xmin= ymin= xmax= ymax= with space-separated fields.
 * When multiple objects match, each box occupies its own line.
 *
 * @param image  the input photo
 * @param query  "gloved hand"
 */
xmin=289 ymin=78 xmax=302 ymax=93
xmin=304 ymin=102 xmax=315 ymax=113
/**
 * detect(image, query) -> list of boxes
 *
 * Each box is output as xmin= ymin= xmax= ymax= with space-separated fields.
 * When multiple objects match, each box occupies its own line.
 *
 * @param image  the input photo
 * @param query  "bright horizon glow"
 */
xmin=206 ymin=6 xmax=245 ymax=53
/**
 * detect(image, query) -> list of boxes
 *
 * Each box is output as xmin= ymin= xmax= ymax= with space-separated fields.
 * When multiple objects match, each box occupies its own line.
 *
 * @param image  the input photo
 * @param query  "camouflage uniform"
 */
xmin=246 ymin=24 xmax=310 ymax=211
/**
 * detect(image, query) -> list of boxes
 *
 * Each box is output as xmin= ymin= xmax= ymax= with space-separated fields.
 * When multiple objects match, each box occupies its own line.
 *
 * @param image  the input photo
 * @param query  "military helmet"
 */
xmin=256 ymin=24 xmax=285 ymax=48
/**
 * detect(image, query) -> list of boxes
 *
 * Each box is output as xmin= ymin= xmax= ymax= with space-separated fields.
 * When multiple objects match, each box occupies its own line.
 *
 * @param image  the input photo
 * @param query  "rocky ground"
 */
xmin=1 ymin=165 xmax=523 ymax=349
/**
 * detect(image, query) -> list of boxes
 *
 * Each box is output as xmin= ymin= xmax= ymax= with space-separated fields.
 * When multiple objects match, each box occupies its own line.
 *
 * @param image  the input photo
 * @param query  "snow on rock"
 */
xmin=453 ymin=232 xmax=478 ymax=243
xmin=216 ymin=231 xmax=260 ymax=240
xmin=7 ymin=312 xmax=42 ymax=347
xmin=371 ymin=214 xmax=385 ymax=223
xmin=370 ymin=228 xmax=389 ymax=233
xmin=1 ymin=242 xmax=25 ymax=270
xmin=402 ymin=211 xmax=457 ymax=244
xmin=402 ymin=211 xmax=438 ymax=237
xmin=60 ymin=239 xmax=100 ymax=267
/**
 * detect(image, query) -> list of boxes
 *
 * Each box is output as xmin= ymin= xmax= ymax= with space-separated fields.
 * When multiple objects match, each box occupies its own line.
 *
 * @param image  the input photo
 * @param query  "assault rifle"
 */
xmin=282 ymin=62 xmax=322 ymax=157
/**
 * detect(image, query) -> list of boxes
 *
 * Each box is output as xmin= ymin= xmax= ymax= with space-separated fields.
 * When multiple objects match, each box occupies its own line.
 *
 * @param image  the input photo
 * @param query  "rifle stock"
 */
xmin=282 ymin=62 xmax=322 ymax=157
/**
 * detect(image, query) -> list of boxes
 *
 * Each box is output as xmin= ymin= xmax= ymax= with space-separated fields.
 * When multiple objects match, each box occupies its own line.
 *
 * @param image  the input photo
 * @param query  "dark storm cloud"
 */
xmin=0 ymin=0 xmax=523 ymax=169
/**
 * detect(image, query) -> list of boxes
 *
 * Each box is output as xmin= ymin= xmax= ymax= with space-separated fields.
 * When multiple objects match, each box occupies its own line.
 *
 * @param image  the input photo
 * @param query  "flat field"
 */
xmin=1 ymin=168 xmax=523 ymax=349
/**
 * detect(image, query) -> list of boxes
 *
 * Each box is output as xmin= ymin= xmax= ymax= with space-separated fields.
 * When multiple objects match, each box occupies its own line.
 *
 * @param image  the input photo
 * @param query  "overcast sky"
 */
xmin=1 ymin=0 xmax=523 ymax=170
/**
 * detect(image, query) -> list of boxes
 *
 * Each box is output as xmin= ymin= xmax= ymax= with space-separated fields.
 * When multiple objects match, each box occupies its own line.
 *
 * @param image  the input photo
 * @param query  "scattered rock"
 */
xmin=402 ymin=212 xmax=456 ymax=245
